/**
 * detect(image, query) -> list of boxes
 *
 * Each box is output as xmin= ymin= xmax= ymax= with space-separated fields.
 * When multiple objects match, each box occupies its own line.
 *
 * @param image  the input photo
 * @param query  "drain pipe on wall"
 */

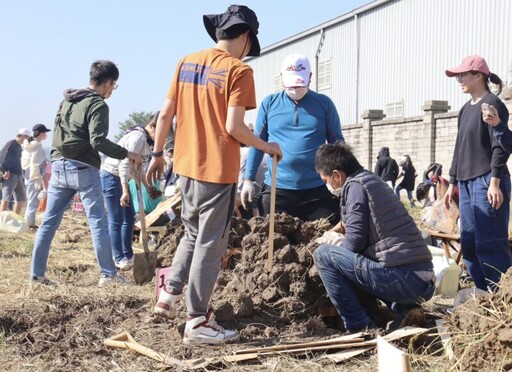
xmin=315 ymin=29 xmax=325 ymax=92
xmin=354 ymin=14 xmax=360 ymax=124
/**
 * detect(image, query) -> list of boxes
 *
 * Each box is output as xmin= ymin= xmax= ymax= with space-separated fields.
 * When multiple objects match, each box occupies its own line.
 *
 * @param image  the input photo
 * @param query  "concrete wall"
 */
xmin=343 ymin=87 xmax=512 ymax=188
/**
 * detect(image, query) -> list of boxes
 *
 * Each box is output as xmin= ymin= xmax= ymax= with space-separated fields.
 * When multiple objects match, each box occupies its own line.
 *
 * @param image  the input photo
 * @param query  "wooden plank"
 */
xmin=325 ymin=327 xmax=428 ymax=364
xmin=135 ymin=194 xmax=181 ymax=229
xmin=234 ymin=332 xmax=364 ymax=355
xmin=324 ymin=347 xmax=373 ymax=363
xmin=223 ymin=353 xmax=259 ymax=363
xmin=234 ymin=336 xmax=365 ymax=355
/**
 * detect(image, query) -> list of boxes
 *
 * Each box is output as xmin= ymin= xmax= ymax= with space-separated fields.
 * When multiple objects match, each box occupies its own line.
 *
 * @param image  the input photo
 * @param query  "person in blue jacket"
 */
xmin=241 ymin=54 xmax=344 ymax=223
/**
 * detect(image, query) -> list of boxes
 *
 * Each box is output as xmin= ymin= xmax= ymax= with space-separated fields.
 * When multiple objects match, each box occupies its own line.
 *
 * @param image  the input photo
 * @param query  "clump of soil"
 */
xmin=448 ymin=267 xmax=512 ymax=371
xmin=222 ymin=213 xmax=332 ymax=324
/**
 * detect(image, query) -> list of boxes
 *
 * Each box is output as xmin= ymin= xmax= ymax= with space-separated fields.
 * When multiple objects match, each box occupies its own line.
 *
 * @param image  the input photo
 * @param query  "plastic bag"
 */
xmin=428 ymin=245 xmax=461 ymax=298
xmin=0 ymin=211 xmax=28 ymax=233
xmin=421 ymin=197 xmax=459 ymax=234
xmin=315 ymin=231 xmax=345 ymax=246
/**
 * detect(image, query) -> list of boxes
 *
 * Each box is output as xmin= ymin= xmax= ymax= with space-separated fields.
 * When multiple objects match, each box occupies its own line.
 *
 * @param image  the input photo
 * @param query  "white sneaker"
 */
xmin=98 ymin=273 xmax=128 ymax=287
xmin=183 ymin=310 xmax=239 ymax=345
xmin=115 ymin=257 xmax=134 ymax=270
xmin=153 ymin=288 xmax=184 ymax=319
xmin=30 ymin=275 xmax=57 ymax=286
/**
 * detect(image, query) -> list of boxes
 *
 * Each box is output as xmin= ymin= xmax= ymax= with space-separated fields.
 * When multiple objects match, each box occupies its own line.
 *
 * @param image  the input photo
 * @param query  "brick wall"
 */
xmin=343 ymin=87 xmax=512 ymax=189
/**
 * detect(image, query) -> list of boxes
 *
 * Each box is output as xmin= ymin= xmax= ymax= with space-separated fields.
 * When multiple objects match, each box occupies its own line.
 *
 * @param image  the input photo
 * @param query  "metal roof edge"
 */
xmin=246 ymin=0 xmax=394 ymax=60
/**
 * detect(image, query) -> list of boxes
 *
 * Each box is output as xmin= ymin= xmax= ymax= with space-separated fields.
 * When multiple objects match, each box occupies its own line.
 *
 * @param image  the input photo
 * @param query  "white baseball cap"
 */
xmin=18 ymin=128 xmax=31 ymax=137
xmin=281 ymin=54 xmax=311 ymax=88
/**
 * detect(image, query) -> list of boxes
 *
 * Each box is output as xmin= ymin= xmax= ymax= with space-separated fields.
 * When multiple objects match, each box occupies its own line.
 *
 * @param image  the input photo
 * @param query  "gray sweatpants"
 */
xmin=166 ymin=176 xmax=235 ymax=317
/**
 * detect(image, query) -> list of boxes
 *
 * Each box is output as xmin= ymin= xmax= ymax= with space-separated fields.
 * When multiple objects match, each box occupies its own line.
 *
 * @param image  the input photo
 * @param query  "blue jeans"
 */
xmin=313 ymin=245 xmax=435 ymax=331
xmin=100 ymin=171 xmax=134 ymax=263
xmin=394 ymin=184 xmax=413 ymax=202
xmin=24 ymin=179 xmax=40 ymax=226
xmin=458 ymin=172 xmax=512 ymax=291
xmin=31 ymin=159 xmax=116 ymax=278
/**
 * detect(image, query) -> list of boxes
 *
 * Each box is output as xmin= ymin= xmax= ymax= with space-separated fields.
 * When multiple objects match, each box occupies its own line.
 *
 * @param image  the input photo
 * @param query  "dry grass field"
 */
xmin=1 ymin=206 xmax=507 ymax=371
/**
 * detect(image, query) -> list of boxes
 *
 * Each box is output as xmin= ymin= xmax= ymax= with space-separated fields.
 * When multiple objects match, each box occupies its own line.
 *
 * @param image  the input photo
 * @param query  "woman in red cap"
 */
xmin=444 ymin=55 xmax=511 ymax=291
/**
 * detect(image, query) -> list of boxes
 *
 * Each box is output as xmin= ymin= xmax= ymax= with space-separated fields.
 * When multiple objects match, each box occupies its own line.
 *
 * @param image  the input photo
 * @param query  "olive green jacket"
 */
xmin=51 ymin=88 xmax=127 ymax=169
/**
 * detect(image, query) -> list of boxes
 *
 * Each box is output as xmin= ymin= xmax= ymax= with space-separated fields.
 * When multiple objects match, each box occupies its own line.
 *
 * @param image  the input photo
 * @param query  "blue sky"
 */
xmin=0 ymin=0 xmax=370 ymax=147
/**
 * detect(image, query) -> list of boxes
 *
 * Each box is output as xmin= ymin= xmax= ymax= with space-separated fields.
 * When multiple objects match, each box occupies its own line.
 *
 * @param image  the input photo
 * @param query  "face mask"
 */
xmin=326 ymin=183 xmax=342 ymax=197
xmin=285 ymin=87 xmax=308 ymax=101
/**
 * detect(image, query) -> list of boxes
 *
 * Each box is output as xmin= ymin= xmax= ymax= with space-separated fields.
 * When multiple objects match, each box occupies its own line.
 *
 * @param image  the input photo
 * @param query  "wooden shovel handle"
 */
xmin=131 ymin=162 xmax=149 ymax=254
xmin=104 ymin=332 xmax=166 ymax=363
xmin=266 ymin=156 xmax=278 ymax=271
xmin=104 ymin=331 xmax=192 ymax=367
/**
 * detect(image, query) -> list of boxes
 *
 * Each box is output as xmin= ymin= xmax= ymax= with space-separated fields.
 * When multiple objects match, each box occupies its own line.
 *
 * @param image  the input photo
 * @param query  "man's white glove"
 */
xmin=38 ymin=189 xmax=47 ymax=200
xmin=315 ymin=231 xmax=345 ymax=246
xmin=241 ymin=180 xmax=256 ymax=210
xmin=34 ymin=180 xmax=43 ymax=191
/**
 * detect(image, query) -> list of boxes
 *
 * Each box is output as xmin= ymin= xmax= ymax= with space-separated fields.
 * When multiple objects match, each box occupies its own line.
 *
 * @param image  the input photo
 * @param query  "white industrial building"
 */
xmin=245 ymin=0 xmax=512 ymax=126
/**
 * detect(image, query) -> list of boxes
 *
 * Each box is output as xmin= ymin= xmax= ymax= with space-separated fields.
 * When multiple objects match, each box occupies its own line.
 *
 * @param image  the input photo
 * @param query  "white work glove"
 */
xmin=34 ymin=180 xmax=43 ymax=191
xmin=241 ymin=180 xmax=256 ymax=210
xmin=38 ymin=189 xmax=47 ymax=200
xmin=315 ymin=231 xmax=345 ymax=246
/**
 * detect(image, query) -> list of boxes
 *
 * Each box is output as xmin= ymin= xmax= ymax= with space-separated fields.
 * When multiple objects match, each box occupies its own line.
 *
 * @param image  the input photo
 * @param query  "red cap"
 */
xmin=445 ymin=55 xmax=490 ymax=77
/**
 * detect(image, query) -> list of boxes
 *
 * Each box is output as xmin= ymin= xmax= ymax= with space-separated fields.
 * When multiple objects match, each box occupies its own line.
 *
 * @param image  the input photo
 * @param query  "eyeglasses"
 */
xmin=455 ymin=72 xmax=472 ymax=83
xmin=112 ymin=82 xmax=119 ymax=90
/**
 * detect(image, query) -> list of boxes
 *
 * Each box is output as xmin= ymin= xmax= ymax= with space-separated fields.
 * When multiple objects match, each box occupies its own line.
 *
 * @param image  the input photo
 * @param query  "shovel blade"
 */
xmin=133 ymin=251 xmax=158 ymax=285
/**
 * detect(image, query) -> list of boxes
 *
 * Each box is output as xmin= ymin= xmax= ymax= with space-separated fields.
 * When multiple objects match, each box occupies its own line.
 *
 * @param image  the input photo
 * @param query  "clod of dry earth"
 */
xmin=448 ymin=267 xmax=512 ymax=371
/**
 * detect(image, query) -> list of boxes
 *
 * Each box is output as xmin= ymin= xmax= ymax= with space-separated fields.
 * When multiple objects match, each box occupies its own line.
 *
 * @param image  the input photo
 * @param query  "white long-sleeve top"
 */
xmin=22 ymin=139 xmax=48 ymax=181
xmin=101 ymin=127 xmax=151 ymax=183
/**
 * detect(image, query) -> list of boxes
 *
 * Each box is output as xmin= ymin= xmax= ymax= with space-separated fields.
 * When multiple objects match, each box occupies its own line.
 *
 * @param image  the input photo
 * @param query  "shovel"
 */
xmin=132 ymin=163 xmax=158 ymax=285
xmin=265 ymin=155 xmax=278 ymax=272
xmin=104 ymin=331 xmax=206 ymax=369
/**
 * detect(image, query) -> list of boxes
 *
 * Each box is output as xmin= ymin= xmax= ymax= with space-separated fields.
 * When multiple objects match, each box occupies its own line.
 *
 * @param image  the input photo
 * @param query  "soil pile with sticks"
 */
xmin=448 ymin=267 xmax=512 ymax=371
xmin=221 ymin=213 xmax=332 ymax=323
xmin=157 ymin=213 xmax=333 ymax=326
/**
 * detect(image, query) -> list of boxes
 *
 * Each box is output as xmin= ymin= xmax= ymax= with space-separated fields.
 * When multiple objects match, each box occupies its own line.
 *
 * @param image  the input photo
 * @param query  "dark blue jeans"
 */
xmin=458 ymin=172 xmax=512 ymax=291
xmin=313 ymin=245 xmax=435 ymax=331
xmin=100 ymin=171 xmax=135 ymax=263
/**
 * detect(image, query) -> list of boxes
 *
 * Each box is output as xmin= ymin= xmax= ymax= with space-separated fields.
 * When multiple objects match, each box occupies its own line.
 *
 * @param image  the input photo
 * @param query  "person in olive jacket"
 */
xmin=30 ymin=60 xmax=140 ymax=287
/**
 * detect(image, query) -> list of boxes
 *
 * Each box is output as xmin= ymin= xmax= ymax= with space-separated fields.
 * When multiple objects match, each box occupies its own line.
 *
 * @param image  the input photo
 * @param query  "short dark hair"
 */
xmin=89 ymin=60 xmax=119 ymax=85
xmin=315 ymin=142 xmax=363 ymax=177
xmin=415 ymin=182 xmax=431 ymax=201
xmin=215 ymin=24 xmax=251 ymax=41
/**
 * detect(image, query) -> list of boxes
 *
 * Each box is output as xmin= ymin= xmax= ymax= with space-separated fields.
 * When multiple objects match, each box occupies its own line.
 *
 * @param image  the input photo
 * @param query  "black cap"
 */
xmin=203 ymin=5 xmax=260 ymax=57
xmin=32 ymin=123 xmax=51 ymax=134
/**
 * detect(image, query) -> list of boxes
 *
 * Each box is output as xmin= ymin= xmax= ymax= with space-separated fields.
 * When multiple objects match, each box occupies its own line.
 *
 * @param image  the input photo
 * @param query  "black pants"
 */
xmin=259 ymin=184 xmax=340 ymax=223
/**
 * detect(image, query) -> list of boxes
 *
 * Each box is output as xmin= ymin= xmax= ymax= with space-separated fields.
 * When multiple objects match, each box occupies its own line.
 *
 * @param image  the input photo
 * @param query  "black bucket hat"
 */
xmin=203 ymin=5 xmax=260 ymax=57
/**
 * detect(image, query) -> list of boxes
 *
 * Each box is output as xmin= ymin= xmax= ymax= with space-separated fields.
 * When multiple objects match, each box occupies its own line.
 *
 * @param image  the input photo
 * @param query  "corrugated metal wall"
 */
xmin=246 ymin=0 xmax=512 ymax=126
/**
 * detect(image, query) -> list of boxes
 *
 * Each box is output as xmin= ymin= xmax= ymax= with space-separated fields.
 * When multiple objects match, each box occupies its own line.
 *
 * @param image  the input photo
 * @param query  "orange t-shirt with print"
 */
xmin=168 ymin=48 xmax=256 ymax=184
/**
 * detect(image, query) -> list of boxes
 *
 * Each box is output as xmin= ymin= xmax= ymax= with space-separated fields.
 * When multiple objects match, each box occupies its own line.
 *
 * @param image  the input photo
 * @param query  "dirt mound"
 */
xmin=221 ymin=213 xmax=332 ymax=323
xmin=157 ymin=213 xmax=333 ymax=327
xmin=448 ymin=267 xmax=512 ymax=371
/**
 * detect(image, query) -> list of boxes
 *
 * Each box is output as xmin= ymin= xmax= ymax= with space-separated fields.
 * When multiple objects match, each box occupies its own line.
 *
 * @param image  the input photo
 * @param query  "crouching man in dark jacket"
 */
xmin=313 ymin=143 xmax=435 ymax=334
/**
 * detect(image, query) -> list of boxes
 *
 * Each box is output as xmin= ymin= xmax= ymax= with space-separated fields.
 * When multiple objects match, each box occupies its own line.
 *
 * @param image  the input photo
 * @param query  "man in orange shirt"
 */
xmin=146 ymin=5 xmax=281 ymax=345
